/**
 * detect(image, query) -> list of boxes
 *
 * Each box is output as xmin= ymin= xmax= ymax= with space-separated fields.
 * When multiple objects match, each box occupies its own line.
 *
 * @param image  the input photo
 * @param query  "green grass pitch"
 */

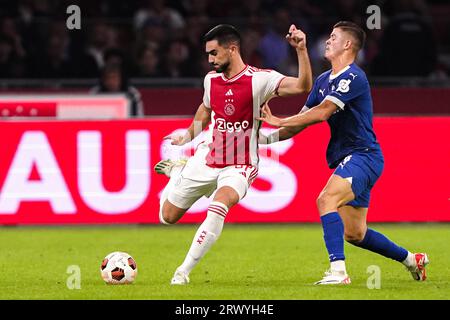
xmin=0 ymin=224 xmax=448 ymax=300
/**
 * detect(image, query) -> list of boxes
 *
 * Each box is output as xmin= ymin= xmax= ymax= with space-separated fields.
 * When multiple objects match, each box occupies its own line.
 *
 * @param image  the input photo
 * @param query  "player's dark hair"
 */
xmin=203 ymin=24 xmax=241 ymax=48
xmin=333 ymin=21 xmax=366 ymax=51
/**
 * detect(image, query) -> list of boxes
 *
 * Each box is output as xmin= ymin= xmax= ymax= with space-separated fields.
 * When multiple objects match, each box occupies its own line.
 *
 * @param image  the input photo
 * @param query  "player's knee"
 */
xmin=316 ymin=194 xmax=324 ymax=210
xmin=159 ymin=208 xmax=174 ymax=225
xmin=316 ymin=192 xmax=335 ymax=212
xmin=159 ymin=211 xmax=176 ymax=225
xmin=159 ymin=202 xmax=181 ymax=225
xmin=213 ymin=186 xmax=240 ymax=208
xmin=344 ymin=229 xmax=365 ymax=244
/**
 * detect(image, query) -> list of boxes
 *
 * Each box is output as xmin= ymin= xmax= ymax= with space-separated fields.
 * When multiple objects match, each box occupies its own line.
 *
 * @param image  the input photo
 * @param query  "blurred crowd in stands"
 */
xmin=0 ymin=0 xmax=449 ymax=80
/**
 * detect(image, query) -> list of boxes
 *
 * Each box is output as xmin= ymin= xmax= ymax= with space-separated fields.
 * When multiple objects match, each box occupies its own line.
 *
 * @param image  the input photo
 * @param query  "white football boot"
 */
xmin=170 ymin=269 xmax=190 ymax=285
xmin=314 ymin=269 xmax=351 ymax=285
xmin=407 ymin=253 xmax=429 ymax=281
xmin=154 ymin=159 xmax=187 ymax=177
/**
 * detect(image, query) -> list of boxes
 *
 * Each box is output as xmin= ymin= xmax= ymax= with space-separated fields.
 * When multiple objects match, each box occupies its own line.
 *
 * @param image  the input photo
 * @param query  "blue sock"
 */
xmin=320 ymin=212 xmax=345 ymax=262
xmin=352 ymin=228 xmax=408 ymax=262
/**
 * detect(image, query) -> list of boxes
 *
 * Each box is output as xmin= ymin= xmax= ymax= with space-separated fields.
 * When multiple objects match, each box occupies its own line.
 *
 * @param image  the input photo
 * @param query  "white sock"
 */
xmin=159 ymin=166 xmax=183 ymax=225
xmin=402 ymin=251 xmax=415 ymax=268
xmin=178 ymin=202 xmax=228 ymax=274
xmin=330 ymin=260 xmax=347 ymax=274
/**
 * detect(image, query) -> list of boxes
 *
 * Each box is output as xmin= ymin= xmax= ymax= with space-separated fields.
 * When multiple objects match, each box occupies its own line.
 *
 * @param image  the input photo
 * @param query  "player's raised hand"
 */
xmin=257 ymin=102 xmax=282 ymax=127
xmin=286 ymin=24 xmax=306 ymax=50
xmin=163 ymin=134 xmax=187 ymax=146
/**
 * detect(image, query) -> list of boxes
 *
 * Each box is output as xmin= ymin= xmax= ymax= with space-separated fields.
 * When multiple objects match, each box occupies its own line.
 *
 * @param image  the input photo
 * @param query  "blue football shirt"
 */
xmin=304 ymin=63 xmax=381 ymax=168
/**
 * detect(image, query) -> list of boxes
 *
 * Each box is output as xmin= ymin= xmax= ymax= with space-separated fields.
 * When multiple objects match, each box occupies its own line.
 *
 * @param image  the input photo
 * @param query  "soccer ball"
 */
xmin=100 ymin=251 xmax=137 ymax=284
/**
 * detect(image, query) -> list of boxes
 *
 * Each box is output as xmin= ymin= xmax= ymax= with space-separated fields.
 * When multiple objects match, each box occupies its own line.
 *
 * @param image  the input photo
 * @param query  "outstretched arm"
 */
xmin=276 ymin=24 xmax=313 ymax=96
xmin=259 ymin=107 xmax=309 ymax=144
xmin=165 ymin=103 xmax=211 ymax=145
xmin=259 ymin=125 xmax=307 ymax=144
xmin=258 ymin=99 xmax=338 ymax=128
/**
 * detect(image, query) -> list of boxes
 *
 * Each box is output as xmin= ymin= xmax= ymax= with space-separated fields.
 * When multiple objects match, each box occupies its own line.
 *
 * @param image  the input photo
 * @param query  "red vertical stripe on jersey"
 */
xmin=207 ymin=74 xmax=255 ymax=168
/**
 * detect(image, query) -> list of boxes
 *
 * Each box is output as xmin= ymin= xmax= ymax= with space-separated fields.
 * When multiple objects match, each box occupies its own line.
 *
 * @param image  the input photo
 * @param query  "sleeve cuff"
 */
xmin=300 ymin=106 xmax=310 ymax=113
xmin=324 ymin=95 xmax=345 ymax=109
xmin=274 ymin=76 xmax=286 ymax=96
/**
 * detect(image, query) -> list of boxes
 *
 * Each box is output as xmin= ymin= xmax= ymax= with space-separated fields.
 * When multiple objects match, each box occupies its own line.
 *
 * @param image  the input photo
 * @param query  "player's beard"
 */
xmin=212 ymin=60 xmax=230 ymax=73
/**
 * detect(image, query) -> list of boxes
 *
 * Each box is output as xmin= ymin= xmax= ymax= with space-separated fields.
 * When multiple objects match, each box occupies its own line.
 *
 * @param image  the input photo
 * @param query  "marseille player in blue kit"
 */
xmin=258 ymin=21 xmax=429 ymax=284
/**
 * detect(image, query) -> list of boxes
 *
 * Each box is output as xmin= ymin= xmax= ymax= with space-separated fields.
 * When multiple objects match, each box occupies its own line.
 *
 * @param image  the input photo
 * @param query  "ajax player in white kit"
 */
xmin=155 ymin=24 xmax=312 ymax=284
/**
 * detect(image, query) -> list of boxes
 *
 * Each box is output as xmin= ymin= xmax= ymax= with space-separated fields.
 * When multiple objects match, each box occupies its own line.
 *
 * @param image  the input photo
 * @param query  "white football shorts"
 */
xmin=168 ymin=146 xmax=258 ymax=209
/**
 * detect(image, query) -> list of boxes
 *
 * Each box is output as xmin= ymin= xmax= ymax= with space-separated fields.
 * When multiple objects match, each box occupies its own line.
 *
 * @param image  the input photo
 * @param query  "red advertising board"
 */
xmin=0 ymin=117 xmax=448 ymax=224
xmin=0 ymin=94 xmax=129 ymax=118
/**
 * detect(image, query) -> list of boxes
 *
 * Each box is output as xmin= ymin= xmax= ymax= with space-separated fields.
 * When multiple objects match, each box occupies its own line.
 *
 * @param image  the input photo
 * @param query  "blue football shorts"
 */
xmin=333 ymin=149 xmax=384 ymax=208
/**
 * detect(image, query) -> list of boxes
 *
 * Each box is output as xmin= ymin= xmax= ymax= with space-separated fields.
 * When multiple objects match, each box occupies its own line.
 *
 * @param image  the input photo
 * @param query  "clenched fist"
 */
xmin=286 ymin=24 xmax=306 ymax=50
